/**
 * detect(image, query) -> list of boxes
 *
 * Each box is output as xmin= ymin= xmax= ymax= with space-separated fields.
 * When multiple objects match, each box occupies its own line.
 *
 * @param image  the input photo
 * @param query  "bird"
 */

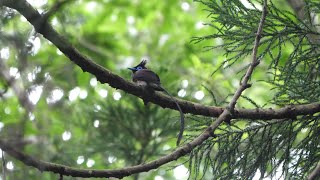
xmin=128 ymin=60 xmax=185 ymax=146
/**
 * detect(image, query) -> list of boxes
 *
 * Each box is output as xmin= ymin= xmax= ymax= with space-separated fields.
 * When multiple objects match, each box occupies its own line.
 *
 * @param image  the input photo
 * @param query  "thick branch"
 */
xmin=0 ymin=0 xmax=269 ymax=178
xmin=0 ymin=130 xmax=212 ymax=178
xmin=0 ymin=0 xmax=319 ymax=121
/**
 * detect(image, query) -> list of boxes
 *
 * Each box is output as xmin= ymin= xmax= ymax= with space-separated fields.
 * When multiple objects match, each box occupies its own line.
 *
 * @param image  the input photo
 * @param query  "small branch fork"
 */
xmin=0 ymin=0 xmax=320 ymax=178
xmin=228 ymin=0 xmax=267 ymax=113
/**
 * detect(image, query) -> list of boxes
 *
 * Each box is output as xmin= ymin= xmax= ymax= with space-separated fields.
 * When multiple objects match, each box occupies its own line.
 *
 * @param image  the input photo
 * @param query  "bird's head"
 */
xmin=128 ymin=60 xmax=148 ymax=73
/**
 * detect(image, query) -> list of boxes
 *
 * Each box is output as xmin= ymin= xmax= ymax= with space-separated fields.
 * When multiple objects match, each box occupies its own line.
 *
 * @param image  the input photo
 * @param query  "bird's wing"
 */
xmin=133 ymin=69 xmax=161 ymax=84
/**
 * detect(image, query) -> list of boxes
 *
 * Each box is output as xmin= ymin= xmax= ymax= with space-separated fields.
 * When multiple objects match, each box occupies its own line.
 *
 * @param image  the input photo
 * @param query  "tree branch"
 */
xmin=0 ymin=0 xmax=319 ymax=122
xmin=0 ymin=0 xmax=269 ymax=178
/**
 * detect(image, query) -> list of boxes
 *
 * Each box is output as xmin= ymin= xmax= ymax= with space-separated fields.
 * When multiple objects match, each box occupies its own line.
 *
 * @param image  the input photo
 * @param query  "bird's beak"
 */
xmin=128 ymin=67 xmax=136 ymax=71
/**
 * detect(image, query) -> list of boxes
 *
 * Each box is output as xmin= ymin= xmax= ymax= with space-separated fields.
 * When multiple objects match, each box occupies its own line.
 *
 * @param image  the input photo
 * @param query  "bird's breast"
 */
xmin=134 ymin=80 xmax=148 ymax=87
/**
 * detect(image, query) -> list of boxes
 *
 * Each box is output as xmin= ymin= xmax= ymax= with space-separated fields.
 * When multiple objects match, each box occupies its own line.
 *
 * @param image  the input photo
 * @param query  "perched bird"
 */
xmin=128 ymin=60 xmax=185 ymax=146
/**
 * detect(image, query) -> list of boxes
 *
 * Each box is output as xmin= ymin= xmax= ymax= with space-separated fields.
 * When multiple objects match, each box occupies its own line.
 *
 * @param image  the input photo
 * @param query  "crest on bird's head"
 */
xmin=128 ymin=60 xmax=148 ymax=72
xmin=139 ymin=60 xmax=147 ymax=66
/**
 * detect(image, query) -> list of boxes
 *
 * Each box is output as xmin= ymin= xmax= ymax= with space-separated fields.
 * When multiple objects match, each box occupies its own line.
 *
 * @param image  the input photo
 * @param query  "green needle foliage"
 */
xmin=188 ymin=0 xmax=320 ymax=179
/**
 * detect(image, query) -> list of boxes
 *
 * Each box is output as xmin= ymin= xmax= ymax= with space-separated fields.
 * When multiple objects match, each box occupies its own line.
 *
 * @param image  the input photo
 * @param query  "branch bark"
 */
xmin=0 ymin=0 xmax=319 ymax=122
xmin=0 ymin=0 xmax=269 ymax=178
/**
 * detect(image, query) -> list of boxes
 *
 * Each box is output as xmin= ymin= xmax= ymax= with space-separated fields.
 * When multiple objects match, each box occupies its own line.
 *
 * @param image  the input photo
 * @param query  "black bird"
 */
xmin=128 ymin=60 xmax=185 ymax=146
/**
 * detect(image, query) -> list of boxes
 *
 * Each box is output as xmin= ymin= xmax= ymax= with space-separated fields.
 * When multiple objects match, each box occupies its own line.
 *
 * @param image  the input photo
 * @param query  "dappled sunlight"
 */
xmin=108 ymin=156 xmax=117 ymax=164
xmin=28 ymin=112 xmax=35 ymax=121
xmin=56 ymin=49 xmax=63 ymax=55
xmin=62 ymin=131 xmax=71 ymax=141
xmin=77 ymin=156 xmax=85 ymax=165
xmin=195 ymin=21 xmax=205 ymax=30
xmin=19 ymin=15 xmax=28 ymax=22
xmin=68 ymin=87 xmax=80 ymax=102
xmin=46 ymin=88 xmax=64 ymax=104
xmin=44 ymin=72 xmax=52 ymax=81
xmin=162 ymin=145 xmax=170 ymax=151
xmin=27 ymin=66 xmax=41 ymax=82
xmin=126 ymin=16 xmax=137 ymax=36
xmin=26 ymin=0 xmax=47 ymax=8
xmin=0 ymin=47 xmax=9 ymax=60
xmin=151 ymin=129 xmax=161 ymax=137
xmin=181 ymin=2 xmax=190 ymax=11
xmin=113 ymin=91 xmax=121 ymax=101
xmin=110 ymin=14 xmax=118 ymax=22
xmin=174 ymin=165 xmax=189 ymax=180
xmin=252 ymin=166 xmax=284 ymax=180
xmin=93 ymin=120 xmax=99 ymax=128
xmin=79 ymin=89 xmax=88 ymax=99
xmin=6 ymin=161 xmax=14 ymax=171
xmin=158 ymin=34 xmax=170 ymax=47
xmin=0 ymin=122 xmax=4 ymax=132
xmin=4 ymin=107 xmax=10 ymax=115
xmin=126 ymin=16 xmax=135 ymax=25
xmin=28 ymin=85 xmax=43 ymax=105
xmin=97 ymin=89 xmax=108 ymax=98
xmin=194 ymin=90 xmax=204 ymax=100
xmin=155 ymin=175 xmax=164 ymax=180
xmin=181 ymin=79 xmax=188 ymax=88
xmin=85 ymin=1 xmax=98 ymax=12
xmin=9 ymin=67 xmax=20 ymax=79
xmin=240 ymin=0 xmax=261 ymax=10
xmin=121 ymin=56 xmax=135 ymax=68
xmin=94 ymin=104 xmax=101 ymax=112
xmin=86 ymin=159 xmax=95 ymax=168
xmin=90 ymin=78 xmax=97 ymax=87
xmin=178 ymin=89 xmax=186 ymax=97
xmin=28 ymin=37 xmax=41 ymax=55
xmin=128 ymin=27 xmax=138 ymax=37
xmin=51 ymin=17 xmax=59 ymax=26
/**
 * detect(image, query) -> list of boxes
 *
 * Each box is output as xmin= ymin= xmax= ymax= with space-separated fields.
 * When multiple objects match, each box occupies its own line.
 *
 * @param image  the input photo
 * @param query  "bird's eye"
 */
xmin=137 ymin=66 xmax=142 ymax=70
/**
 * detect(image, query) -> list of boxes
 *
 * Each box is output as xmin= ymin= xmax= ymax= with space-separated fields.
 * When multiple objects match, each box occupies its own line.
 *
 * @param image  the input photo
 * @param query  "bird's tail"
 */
xmin=156 ymin=85 xmax=185 ymax=146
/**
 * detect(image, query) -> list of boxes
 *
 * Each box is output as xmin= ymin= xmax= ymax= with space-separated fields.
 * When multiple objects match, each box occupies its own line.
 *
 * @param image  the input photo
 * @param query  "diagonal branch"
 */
xmin=0 ymin=0 xmax=269 ymax=178
xmin=0 ymin=0 xmax=319 ymax=122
